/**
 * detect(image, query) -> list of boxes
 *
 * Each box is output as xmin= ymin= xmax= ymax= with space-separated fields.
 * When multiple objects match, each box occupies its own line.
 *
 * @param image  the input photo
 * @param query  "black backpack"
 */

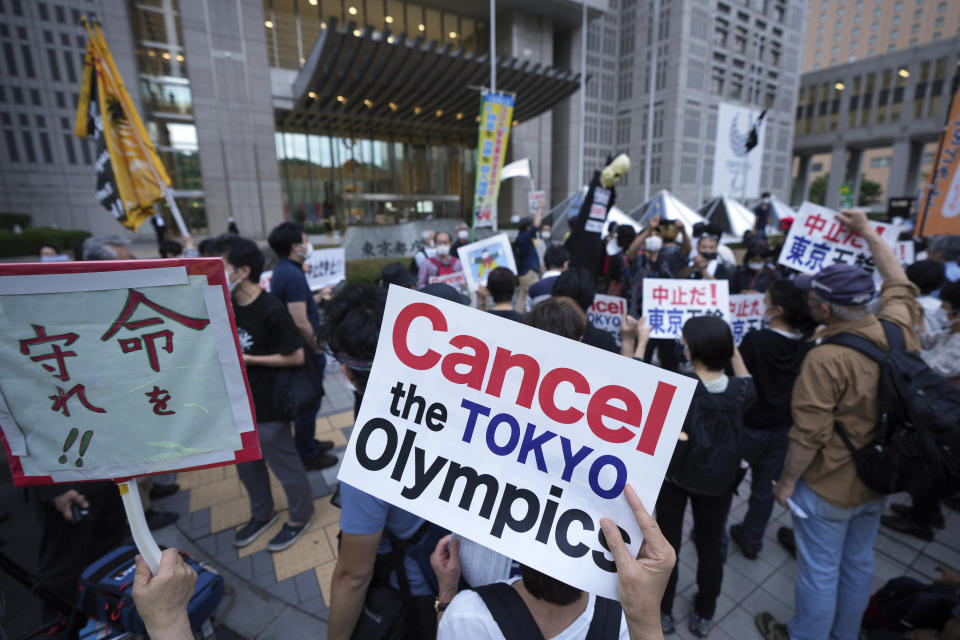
xmin=825 ymin=319 xmax=960 ymax=497
xmin=473 ymin=581 xmax=622 ymax=640
xmin=665 ymin=377 xmax=752 ymax=496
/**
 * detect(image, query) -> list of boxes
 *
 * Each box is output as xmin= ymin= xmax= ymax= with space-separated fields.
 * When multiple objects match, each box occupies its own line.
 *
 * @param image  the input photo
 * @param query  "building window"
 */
xmin=871 ymin=22 xmax=879 ymax=31
xmin=849 ymin=54 xmax=857 ymax=61
xmin=873 ymin=7 xmax=881 ymax=17
xmin=834 ymin=31 xmax=841 ymax=41
xmin=819 ymin=12 xmax=826 ymax=21
xmin=933 ymin=31 xmax=941 ymax=39
xmin=870 ymin=34 xmax=877 ymax=43
xmin=853 ymin=27 xmax=860 ymax=36
xmin=832 ymin=45 xmax=839 ymax=54
xmin=816 ymin=38 xmax=823 ymax=48
xmin=891 ymin=29 xmax=898 ymax=38
xmin=851 ymin=40 xmax=858 ymax=48
xmin=893 ymin=0 xmax=902 ymax=10
xmin=935 ymin=17 xmax=944 ymax=27
xmin=910 ymin=37 xmax=918 ymax=45
xmin=869 ymin=156 xmax=892 ymax=168
xmin=892 ymin=15 xmax=900 ymax=24
xmin=937 ymin=1 xmax=946 ymax=12
xmin=912 ymin=23 xmax=921 ymax=33
xmin=914 ymin=9 xmax=922 ymax=18
xmin=888 ymin=42 xmax=896 ymax=50
xmin=854 ymin=13 xmax=862 ymax=22
xmin=818 ymin=24 xmax=824 ymax=34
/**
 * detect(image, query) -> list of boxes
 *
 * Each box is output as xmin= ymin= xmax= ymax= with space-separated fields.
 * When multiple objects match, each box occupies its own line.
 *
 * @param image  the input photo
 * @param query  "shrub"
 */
xmin=0 ymin=212 xmax=32 ymax=230
xmin=0 ymin=227 xmax=91 ymax=258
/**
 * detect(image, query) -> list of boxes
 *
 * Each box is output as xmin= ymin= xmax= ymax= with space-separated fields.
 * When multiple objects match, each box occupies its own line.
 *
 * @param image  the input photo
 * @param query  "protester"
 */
xmin=452 ymin=222 xmax=471 ymax=258
xmin=131 ymin=549 xmax=197 ymax=640
xmin=917 ymin=280 xmax=960 ymax=382
xmin=82 ymin=234 xmax=136 ymax=260
xmin=730 ymin=243 xmax=779 ymax=294
xmin=906 ymin=259 xmax=947 ymax=333
xmin=39 ymin=245 xmax=59 ymax=261
xmin=757 ymin=209 xmax=923 ymax=640
xmin=753 ymin=193 xmax=772 ymax=239
xmin=534 ymin=217 xmax=554 ymax=271
xmin=603 ymin=225 xmax=637 ymax=297
xmin=526 ymin=245 xmax=570 ymax=311
xmin=150 ymin=211 xmax=167 ymax=248
xmin=928 ymin=235 xmax=960 ymax=286
xmin=417 ymin=231 xmax=463 ymax=290
xmin=325 ymin=284 xmax=440 ymax=640
xmin=478 ymin=266 xmax=523 ymax=321
xmin=552 ymin=268 xmax=619 ymax=353
xmin=515 ymin=201 xmax=545 ymax=310
xmin=729 ymin=280 xmax=816 ymax=560
xmin=159 ymin=240 xmax=183 ymax=258
xmin=413 ymin=229 xmax=437 ymax=275
xmin=679 ymin=233 xmax=731 ymax=280
xmin=625 ymin=215 xmax=690 ymax=277
xmin=378 ymin=261 xmax=417 ymax=289
xmin=218 ymin=234 xmax=315 ymax=551
xmin=266 ymin=222 xmax=336 ymax=470
xmin=656 ymin=316 xmax=755 ymax=637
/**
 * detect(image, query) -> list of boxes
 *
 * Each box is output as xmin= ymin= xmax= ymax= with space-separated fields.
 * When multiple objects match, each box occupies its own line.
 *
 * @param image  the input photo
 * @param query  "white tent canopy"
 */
xmin=770 ymin=196 xmax=796 ymax=223
xmin=700 ymin=196 xmax=757 ymax=239
xmin=625 ymin=189 xmax=705 ymax=237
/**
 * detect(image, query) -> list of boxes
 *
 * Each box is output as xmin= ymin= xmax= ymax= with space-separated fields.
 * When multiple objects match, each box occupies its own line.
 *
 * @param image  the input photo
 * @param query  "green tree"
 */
xmin=858 ymin=175 xmax=883 ymax=206
xmin=808 ymin=174 xmax=827 ymax=205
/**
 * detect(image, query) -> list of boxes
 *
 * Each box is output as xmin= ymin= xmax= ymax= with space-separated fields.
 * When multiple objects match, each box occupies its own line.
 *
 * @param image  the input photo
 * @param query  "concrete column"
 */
xmin=825 ymin=143 xmax=846 ymax=210
xmin=905 ymin=140 xmax=923 ymax=198
xmin=887 ymin=137 xmax=913 ymax=199
xmin=792 ymin=153 xmax=811 ymax=205
xmin=845 ymin=148 xmax=864 ymax=207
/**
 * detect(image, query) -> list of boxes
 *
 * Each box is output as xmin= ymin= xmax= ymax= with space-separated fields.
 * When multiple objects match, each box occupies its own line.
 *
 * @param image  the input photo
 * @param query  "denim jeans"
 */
xmin=293 ymin=351 xmax=326 ymax=461
xmin=787 ymin=479 xmax=884 ymax=640
xmin=736 ymin=428 xmax=789 ymax=553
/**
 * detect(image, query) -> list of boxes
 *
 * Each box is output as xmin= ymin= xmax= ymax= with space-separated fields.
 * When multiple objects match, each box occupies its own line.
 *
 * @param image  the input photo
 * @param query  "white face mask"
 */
xmin=457 ymin=230 xmax=469 ymax=240
xmin=645 ymin=236 xmax=663 ymax=252
xmin=424 ymin=246 xmax=438 ymax=258
xmin=226 ymin=268 xmax=241 ymax=293
xmin=762 ymin=198 xmax=770 ymax=204
xmin=748 ymin=261 xmax=765 ymax=271
xmin=295 ymin=242 xmax=313 ymax=259
xmin=541 ymin=231 xmax=551 ymax=241
xmin=436 ymin=244 xmax=451 ymax=256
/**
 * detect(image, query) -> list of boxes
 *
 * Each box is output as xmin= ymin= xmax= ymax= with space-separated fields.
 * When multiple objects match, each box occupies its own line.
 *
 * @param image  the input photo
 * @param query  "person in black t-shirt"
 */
xmin=478 ymin=267 xmax=524 ymax=322
xmin=551 ymin=268 xmax=618 ymax=353
xmin=217 ymin=234 xmax=315 ymax=552
xmin=728 ymin=280 xmax=816 ymax=561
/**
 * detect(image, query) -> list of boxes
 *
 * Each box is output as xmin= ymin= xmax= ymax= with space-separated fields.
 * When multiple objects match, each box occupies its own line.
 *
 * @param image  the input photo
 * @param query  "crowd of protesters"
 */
xmin=18 ymin=203 xmax=960 ymax=640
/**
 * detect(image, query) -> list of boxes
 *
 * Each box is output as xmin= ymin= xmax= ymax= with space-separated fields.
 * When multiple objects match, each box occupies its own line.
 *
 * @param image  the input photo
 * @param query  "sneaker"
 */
xmin=755 ymin=612 xmax=790 ymax=640
xmin=660 ymin=612 xmax=675 ymax=635
xmin=302 ymin=452 xmax=339 ymax=471
xmin=315 ymin=439 xmax=335 ymax=453
xmin=730 ymin=523 xmax=759 ymax=560
xmin=777 ymin=526 xmax=796 ymax=558
xmin=688 ymin=612 xmax=712 ymax=637
xmin=889 ymin=503 xmax=945 ymax=529
xmin=145 ymin=509 xmax=178 ymax=530
xmin=149 ymin=482 xmax=180 ymax=501
xmin=234 ymin=512 xmax=279 ymax=547
xmin=267 ymin=520 xmax=312 ymax=552
xmin=881 ymin=514 xmax=935 ymax=542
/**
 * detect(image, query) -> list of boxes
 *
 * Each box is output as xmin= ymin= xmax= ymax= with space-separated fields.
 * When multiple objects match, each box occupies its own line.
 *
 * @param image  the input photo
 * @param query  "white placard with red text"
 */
xmin=429 ymin=271 xmax=468 ymax=293
xmin=304 ymin=247 xmax=346 ymax=291
xmin=727 ymin=293 xmax=766 ymax=345
xmin=777 ymin=202 xmax=900 ymax=275
xmin=641 ymin=279 xmax=730 ymax=340
xmin=894 ymin=241 xmax=915 ymax=265
xmin=337 ymin=286 xmax=697 ymax=600
xmin=588 ymin=294 xmax=627 ymax=348
xmin=0 ymin=260 xmax=260 ymax=486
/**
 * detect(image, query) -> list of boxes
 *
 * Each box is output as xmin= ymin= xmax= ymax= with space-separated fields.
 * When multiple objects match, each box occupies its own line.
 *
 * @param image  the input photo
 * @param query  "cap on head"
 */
xmin=380 ymin=262 xmax=416 ymax=288
xmin=794 ymin=264 xmax=876 ymax=306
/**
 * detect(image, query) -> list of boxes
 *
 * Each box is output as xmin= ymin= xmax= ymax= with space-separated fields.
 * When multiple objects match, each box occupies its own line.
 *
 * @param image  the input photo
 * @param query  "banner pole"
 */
xmin=117 ymin=478 xmax=162 ymax=574
xmin=163 ymin=187 xmax=190 ymax=237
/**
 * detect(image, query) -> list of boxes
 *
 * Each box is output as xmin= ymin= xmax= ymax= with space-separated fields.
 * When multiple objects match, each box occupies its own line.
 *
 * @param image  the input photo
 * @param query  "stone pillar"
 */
xmin=825 ymin=143 xmax=846 ymax=210
xmin=846 ymin=148 xmax=864 ymax=207
xmin=792 ymin=153 xmax=811 ymax=205
xmin=887 ymin=137 xmax=914 ymax=199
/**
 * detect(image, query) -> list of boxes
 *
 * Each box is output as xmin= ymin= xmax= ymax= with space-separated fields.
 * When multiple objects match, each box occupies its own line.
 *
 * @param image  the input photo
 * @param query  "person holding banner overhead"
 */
xmin=515 ymin=200 xmax=545 ymax=311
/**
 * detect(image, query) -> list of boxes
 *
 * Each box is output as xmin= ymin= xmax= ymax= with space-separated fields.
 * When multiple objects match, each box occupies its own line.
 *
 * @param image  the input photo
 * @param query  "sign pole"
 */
xmin=578 ymin=1 xmax=587 ymax=188
xmin=117 ymin=478 xmax=162 ymax=574
xmin=643 ymin=0 xmax=661 ymax=202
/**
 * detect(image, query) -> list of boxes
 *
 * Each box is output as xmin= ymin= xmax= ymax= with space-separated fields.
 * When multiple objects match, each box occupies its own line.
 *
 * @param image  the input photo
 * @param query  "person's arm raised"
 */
xmin=600 ymin=484 xmax=676 ymax=640
xmin=836 ymin=209 xmax=905 ymax=283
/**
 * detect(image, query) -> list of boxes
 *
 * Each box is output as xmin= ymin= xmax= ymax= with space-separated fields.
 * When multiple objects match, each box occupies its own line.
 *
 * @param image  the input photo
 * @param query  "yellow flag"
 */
xmin=75 ymin=19 xmax=170 ymax=232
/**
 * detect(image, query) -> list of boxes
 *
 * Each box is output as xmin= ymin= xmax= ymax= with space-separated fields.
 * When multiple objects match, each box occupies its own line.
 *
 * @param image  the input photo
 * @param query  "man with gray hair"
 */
xmin=757 ymin=209 xmax=923 ymax=640
xmin=928 ymin=234 xmax=960 ymax=286
xmin=81 ymin=234 xmax=136 ymax=261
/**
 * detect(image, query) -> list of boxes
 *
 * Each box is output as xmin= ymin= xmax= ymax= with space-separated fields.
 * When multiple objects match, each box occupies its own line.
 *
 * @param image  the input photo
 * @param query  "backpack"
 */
xmin=427 ymin=256 xmax=458 ymax=277
xmin=861 ymin=576 xmax=960 ymax=632
xmin=348 ymin=521 xmax=447 ymax=640
xmin=666 ymin=377 xmax=752 ymax=496
xmin=473 ymin=581 xmax=622 ymax=640
xmin=68 ymin=545 xmax=223 ymax=635
xmin=824 ymin=320 xmax=960 ymax=497
xmin=409 ymin=248 xmax=428 ymax=276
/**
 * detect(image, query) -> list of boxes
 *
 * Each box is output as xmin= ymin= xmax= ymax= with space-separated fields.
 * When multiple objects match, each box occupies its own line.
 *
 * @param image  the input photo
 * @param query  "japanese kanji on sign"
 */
xmin=304 ymin=247 xmax=346 ymax=291
xmin=641 ymin=279 xmax=730 ymax=340
xmin=727 ymin=293 xmax=766 ymax=345
xmin=0 ymin=259 xmax=259 ymax=487
xmin=777 ymin=202 xmax=900 ymax=275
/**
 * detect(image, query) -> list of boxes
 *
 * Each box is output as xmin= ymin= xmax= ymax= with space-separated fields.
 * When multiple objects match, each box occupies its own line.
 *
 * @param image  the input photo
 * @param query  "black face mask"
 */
xmin=700 ymin=251 xmax=718 ymax=260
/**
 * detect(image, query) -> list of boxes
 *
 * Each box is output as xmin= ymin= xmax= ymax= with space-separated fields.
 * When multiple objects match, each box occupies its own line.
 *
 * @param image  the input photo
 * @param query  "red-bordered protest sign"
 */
xmin=728 ymin=293 xmax=766 ymax=345
xmin=0 ymin=259 xmax=260 ymax=487
xmin=641 ymin=279 xmax=730 ymax=340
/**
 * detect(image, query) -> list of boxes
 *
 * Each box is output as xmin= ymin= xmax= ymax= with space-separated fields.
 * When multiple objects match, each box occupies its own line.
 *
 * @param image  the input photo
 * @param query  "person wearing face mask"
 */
xmin=514 ymin=201 xmax=546 ymax=310
xmin=451 ymin=223 xmax=471 ymax=259
xmin=679 ymin=234 xmax=732 ymax=281
xmin=412 ymin=229 xmax=438 ymax=277
xmin=728 ymin=280 xmax=816 ymax=562
xmin=731 ymin=244 xmax=780 ymax=294
xmin=216 ymin=234 xmax=316 ymax=552
xmin=416 ymin=230 xmax=464 ymax=290
xmin=603 ymin=225 xmax=636 ymax=297
xmin=753 ymin=193 xmax=772 ymax=239
xmin=267 ymin=221 xmax=337 ymax=470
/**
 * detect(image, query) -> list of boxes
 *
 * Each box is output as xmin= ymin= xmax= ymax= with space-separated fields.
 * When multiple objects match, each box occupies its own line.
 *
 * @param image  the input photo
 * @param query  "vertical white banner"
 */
xmin=711 ymin=102 xmax=766 ymax=200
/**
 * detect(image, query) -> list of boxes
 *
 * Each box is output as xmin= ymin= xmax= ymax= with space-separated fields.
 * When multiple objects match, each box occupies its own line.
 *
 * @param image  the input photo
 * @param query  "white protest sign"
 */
xmin=588 ymin=294 xmax=626 ymax=348
xmin=259 ymin=270 xmax=273 ymax=292
xmin=337 ymin=286 xmax=697 ymax=600
xmin=894 ymin=241 xmax=915 ymax=265
xmin=528 ymin=190 xmax=547 ymax=215
xmin=0 ymin=260 xmax=259 ymax=486
xmin=305 ymin=247 xmax=346 ymax=291
xmin=728 ymin=293 xmax=766 ymax=345
xmin=429 ymin=271 xmax=468 ymax=293
xmin=457 ymin=233 xmax=517 ymax=292
xmin=777 ymin=202 xmax=900 ymax=275
xmin=641 ymin=279 xmax=730 ymax=340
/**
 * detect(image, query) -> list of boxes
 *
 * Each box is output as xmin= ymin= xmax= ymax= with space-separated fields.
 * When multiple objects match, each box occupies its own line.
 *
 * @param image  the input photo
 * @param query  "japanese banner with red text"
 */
xmin=777 ymin=202 xmax=900 ymax=275
xmin=337 ymin=286 xmax=697 ymax=599
xmin=588 ymin=294 xmax=627 ymax=348
xmin=0 ymin=260 xmax=259 ymax=486
xmin=728 ymin=293 xmax=766 ymax=345
xmin=641 ymin=279 xmax=730 ymax=340
xmin=472 ymin=93 xmax=514 ymax=230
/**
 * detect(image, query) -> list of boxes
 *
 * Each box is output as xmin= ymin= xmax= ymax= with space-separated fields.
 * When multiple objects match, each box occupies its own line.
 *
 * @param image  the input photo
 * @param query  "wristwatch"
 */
xmin=434 ymin=597 xmax=450 ymax=613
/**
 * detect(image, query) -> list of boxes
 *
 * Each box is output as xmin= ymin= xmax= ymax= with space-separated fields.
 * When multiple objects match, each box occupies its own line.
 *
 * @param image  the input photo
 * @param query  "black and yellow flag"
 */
xmin=75 ymin=19 xmax=170 ymax=232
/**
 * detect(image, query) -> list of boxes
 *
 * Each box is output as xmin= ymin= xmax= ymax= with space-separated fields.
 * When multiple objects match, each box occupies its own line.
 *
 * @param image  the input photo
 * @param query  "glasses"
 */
xmin=327 ymin=348 xmax=373 ymax=372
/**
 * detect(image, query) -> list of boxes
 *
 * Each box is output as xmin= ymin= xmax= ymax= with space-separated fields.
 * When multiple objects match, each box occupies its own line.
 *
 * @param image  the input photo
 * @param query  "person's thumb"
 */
xmin=133 ymin=555 xmax=151 ymax=588
xmin=600 ymin=518 xmax=632 ymax=568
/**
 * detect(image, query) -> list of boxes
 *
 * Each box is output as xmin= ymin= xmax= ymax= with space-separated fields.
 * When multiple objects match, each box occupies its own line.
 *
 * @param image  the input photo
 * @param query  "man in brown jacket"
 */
xmin=756 ymin=209 xmax=923 ymax=640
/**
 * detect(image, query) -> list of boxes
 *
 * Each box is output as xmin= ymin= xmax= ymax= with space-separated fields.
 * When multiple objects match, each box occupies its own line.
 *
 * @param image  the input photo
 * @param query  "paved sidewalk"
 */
xmin=157 ymin=363 xmax=960 ymax=639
